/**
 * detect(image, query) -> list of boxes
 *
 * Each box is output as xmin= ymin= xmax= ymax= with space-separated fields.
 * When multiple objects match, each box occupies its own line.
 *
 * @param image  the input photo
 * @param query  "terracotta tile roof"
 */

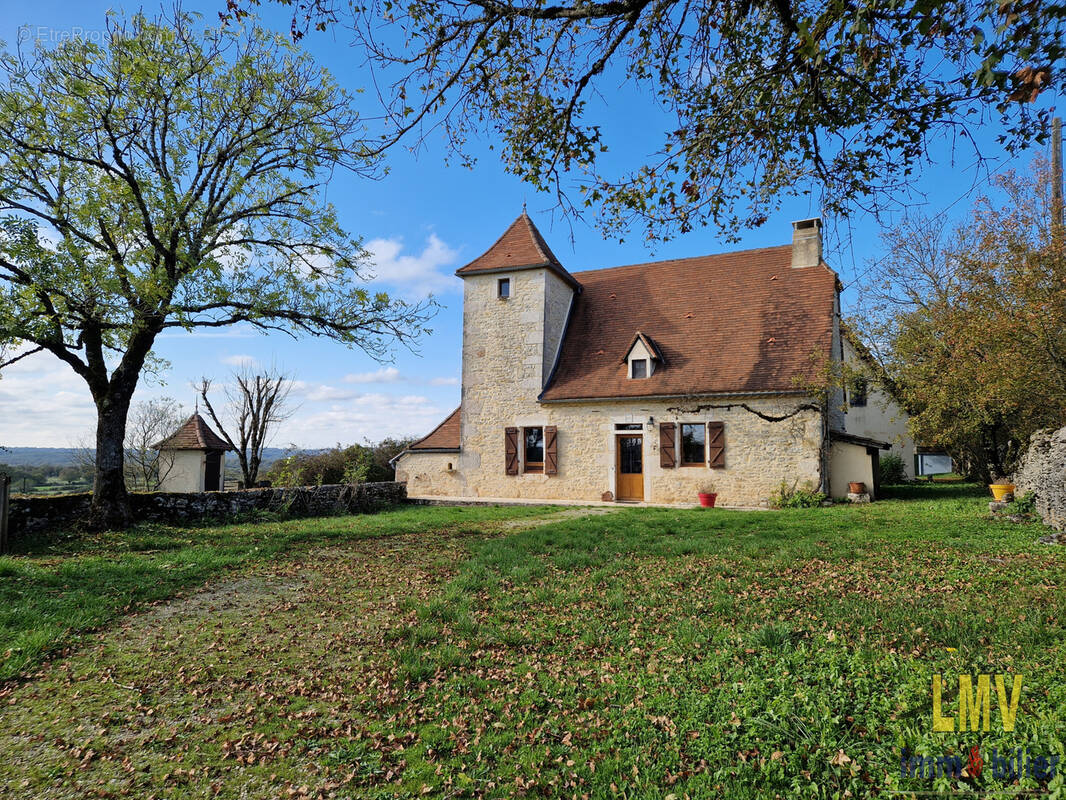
xmin=455 ymin=212 xmax=582 ymax=291
xmin=410 ymin=406 xmax=461 ymax=450
xmin=152 ymin=413 xmax=232 ymax=451
xmin=540 ymin=245 xmax=838 ymax=401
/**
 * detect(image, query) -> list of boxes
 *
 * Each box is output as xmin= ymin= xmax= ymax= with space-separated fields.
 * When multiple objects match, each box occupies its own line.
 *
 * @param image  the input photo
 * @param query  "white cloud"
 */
xmin=284 ymin=392 xmax=447 ymax=446
xmin=0 ymin=353 xmax=97 ymax=446
xmin=365 ymin=233 xmax=461 ymax=295
xmin=1 ymin=354 xmax=459 ymax=449
xmin=221 ymin=354 xmax=259 ymax=368
xmin=290 ymin=380 xmax=362 ymax=403
xmin=343 ymin=366 xmax=403 ymax=384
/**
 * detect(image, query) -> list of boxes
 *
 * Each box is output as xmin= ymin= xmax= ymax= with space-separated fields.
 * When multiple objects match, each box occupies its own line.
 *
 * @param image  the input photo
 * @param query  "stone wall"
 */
xmin=1013 ymin=426 xmax=1066 ymax=531
xmin=7 ymin=481 xmax=407 ymax=539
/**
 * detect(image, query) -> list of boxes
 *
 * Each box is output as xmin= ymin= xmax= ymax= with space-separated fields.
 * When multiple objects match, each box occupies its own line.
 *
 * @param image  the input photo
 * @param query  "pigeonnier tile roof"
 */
xmin=152 ymin=413 xmax=232 ymax=451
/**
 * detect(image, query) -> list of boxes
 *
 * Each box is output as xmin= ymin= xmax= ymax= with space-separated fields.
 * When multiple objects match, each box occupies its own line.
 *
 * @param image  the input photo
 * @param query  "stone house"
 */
xmin=153 ymin=413 xmax=231 ymax=493
xmin=393 ymin=214 xmax=914 ymax=506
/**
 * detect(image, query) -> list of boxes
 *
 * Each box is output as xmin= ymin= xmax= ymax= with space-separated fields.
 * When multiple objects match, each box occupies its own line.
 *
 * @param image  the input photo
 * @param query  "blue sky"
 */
xmin=0 ymin=1 xmax=1058 ymax=447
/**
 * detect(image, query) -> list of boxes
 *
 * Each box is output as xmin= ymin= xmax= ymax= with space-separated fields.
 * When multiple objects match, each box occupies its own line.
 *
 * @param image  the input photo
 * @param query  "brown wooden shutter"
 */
xmin=659 ymin=422 xmax=676 ymax=468
xmin=505 ymin=427 xmax=519 ymax=475
xmin=544 ymin=426 xmax=558 ymax=475
xmin=707 ymin=422 xmax=725 ymax=468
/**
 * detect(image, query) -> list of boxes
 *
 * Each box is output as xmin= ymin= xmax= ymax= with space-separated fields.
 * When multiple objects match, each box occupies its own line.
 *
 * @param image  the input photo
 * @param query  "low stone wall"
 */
xmin=1013 ymin=427 xmax=1066 ymax=531
xmin=7 ymin=482 xmax=407 ymax=539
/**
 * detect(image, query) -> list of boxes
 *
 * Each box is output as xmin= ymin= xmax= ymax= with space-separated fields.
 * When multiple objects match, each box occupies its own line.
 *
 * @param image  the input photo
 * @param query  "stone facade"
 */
xmin=7 ymin=482 xmax=407 ymax=540
xmin=395 ymin=452 xmax=465 ymax=498
xmin=451 ymin=396 xmax=822 ymax=507
xmin=398 ymin=262 xmax=827 ymax=508
xmin=1013 ymin=426 xmax=1066 ymax=531
xmin=398 ymin=264 xmax=830 ymax=507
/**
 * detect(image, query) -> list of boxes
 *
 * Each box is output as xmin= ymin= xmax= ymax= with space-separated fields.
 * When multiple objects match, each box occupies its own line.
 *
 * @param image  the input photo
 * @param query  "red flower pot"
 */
xmin=848 ymin=482 xmax=866 ymax=494
xmin=698 ymin=492 xmax=717 ymax=508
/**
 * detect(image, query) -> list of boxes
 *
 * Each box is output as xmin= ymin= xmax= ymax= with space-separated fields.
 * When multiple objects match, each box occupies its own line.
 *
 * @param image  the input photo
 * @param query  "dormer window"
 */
xmin=622 ymin=331 xmax=664 ymax=380
xmin=497 ymin=277 xmax=510 ymax=299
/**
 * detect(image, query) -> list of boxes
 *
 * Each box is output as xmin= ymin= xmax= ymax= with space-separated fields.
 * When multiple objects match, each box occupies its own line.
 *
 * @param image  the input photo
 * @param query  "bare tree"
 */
xmin=198 ymin=368 xmax=295 ymax=488
xmin=71 ymin=397 xmax=186 ymax=490
xmin=126 ymin=398 xmax=186 ymax=491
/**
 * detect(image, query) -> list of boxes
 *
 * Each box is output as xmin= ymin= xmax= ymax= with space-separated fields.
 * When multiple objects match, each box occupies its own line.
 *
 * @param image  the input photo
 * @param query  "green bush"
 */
xmin=769 ymin=480 xmax=826 ymax=509
xmin=264 ymin=437 xmax=417 ymax=487
xmin=1005 ymin=491 xmax=1037 ymax=516
xmin=266 ymin=444 xmax=373 ymax=487
xmin=878 ymin=453 xmax=907 ymax=484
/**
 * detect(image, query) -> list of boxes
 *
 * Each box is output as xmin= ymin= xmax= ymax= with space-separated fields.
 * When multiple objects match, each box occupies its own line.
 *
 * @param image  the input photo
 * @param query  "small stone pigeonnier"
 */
xmin=152 ymin=413 xmax=232 ymax=493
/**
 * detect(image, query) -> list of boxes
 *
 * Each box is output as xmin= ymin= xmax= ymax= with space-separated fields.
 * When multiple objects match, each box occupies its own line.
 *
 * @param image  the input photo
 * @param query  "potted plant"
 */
xmin=698 ymin=483 xmax=717 ymax=508
xmin=848 ymin=481 xmax=866 ymax=494
xmin=989 ymin=476 xmax=1015 ymax=502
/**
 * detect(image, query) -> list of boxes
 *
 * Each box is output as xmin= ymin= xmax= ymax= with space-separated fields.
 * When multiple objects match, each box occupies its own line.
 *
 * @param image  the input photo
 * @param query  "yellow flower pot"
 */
xmin=989 ymin=483 xmax=1015 ymax=501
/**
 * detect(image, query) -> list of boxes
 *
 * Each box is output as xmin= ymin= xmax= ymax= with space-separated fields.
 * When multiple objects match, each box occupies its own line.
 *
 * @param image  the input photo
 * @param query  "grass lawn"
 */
xmin=1 ymin=486 xmax=1063 ymax=799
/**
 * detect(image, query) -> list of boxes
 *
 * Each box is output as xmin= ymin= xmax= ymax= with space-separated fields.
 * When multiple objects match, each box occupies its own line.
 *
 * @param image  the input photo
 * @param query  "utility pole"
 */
xmin=1053 ymin=116 xmax=1063 ymax=244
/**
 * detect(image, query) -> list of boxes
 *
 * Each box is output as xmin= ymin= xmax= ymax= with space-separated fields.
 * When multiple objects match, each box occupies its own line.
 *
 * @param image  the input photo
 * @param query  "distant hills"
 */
xmin=0 ymin=446 xmax=292 ymax=468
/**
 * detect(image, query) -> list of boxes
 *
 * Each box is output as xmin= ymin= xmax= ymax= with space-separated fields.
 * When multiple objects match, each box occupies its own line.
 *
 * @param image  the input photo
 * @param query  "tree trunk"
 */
xmin=89 ymin=393 xmax=135 ymax=530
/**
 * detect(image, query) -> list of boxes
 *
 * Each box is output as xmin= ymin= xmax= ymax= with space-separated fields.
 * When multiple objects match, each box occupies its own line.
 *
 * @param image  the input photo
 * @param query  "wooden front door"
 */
xmin=204 ymin=451 xmax=222 ymax=492
xmin=615 ymin=434 xmax=644 ymax=501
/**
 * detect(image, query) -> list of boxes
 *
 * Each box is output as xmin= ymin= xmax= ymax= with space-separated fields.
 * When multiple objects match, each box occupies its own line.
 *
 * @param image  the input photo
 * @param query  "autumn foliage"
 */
xmin=858 ymin=162 xmax=1066 ymax=480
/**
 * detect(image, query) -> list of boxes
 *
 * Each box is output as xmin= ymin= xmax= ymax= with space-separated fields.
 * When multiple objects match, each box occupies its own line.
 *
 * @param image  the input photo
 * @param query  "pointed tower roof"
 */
xmin=152 ymin=413 xmax=232 ymax=451
xmin=455 ymin=212 xmax=582 ymax=291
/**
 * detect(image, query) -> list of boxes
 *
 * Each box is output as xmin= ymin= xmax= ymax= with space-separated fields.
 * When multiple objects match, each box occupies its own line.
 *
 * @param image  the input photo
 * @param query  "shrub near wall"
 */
xmin=7 ymin=482 xmax=407 ymax=539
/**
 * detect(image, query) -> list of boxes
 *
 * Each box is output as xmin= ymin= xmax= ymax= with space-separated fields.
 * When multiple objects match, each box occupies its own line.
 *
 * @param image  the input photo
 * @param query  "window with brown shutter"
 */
xmin=707 ymin=421 xmax=725 ymax=468
xmin=523 ymin=427 xmax=544 ymax=472
xmin=659 ymin=422 xmax=676 ymax=468
xmin=544 ymin=426 xmax=558 ymax=475
xmin=680 ymin=423 xmax=706 ymax=465
xmin=505 ymin=427 xmax=519 ymax=475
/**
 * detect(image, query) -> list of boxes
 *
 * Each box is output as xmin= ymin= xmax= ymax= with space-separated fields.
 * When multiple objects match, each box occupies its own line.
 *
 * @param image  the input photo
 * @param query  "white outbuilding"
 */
xmin=152 ymin=413 xmax=232 ymax=493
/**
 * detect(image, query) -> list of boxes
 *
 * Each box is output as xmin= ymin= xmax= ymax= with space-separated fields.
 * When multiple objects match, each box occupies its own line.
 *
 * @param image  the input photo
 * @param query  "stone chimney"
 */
xmin=791 ymin=218 xmax=822 ymax=268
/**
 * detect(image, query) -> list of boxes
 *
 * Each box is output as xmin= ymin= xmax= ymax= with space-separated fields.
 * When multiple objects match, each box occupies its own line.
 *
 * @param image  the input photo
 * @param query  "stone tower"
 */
xmin=453 ymin=212 xmax=581 ymax=477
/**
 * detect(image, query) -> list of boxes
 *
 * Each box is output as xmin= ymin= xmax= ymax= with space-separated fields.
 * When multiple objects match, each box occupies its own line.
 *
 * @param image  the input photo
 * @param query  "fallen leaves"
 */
xmin=2 ymin=499 xmax=1065 ymax=799
xmin=830 ymin=749 xmax=852 ymax=767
